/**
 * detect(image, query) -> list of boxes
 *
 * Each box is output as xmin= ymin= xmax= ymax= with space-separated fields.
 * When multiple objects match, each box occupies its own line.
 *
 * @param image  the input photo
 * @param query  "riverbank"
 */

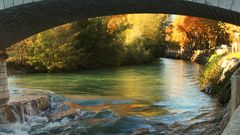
xmin=4 ymin=56 xmax=239 ymax=134
xmin=165 ymin=52 xmax=240 ymax=133
xmin=6 ymin=59 xmax=162 ymax=76
xmin=3 ymin=58 xmax=224 ymax=134
xmin=0 ymin=94 xmax=50 ymax=124
xmin=199 ymin=53 xmax=240 ymax=103
xmin=164 ymin=50 xmax=213 ymax=65
xmin=165 ymin=51 xmax=240 ymax=103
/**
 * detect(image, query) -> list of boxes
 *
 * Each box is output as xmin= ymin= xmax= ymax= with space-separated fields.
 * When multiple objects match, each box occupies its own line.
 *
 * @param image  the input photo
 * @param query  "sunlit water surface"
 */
xmin=1 ymin=58 xmax=222 ymax=134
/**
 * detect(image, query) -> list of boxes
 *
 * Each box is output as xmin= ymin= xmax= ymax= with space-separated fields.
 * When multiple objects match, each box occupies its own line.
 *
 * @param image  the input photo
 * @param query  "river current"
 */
xmin=0 ymin=58 xmax=222 ymax=135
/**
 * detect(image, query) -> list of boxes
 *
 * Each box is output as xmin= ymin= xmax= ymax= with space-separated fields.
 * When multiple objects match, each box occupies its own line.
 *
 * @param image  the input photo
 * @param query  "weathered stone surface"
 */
xmin=0 ymin=58 xmax=8 ymax=102
xmin=0 ymin=95 xmax=51 ymax=124
xmin=0 ymin=0 xmax=239 ymax=49
xmin=220 ymin=101 xmax=231 ymax=130
xmin=0 ymin=90 xmax=8 ymax=101
xmin=220 ymin=58 xmax=240 ymax=82
xmin=222 ymin=105 xmax=240 ymax=135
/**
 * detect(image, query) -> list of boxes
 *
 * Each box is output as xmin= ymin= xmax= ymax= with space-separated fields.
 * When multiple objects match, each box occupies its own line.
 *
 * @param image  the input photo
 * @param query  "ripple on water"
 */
xmin=3 ymin=58 xmax=223 ymax=134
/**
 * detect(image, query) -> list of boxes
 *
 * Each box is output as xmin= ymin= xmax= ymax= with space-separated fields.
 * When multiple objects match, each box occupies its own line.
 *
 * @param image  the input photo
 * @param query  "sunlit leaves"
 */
xmin=125 ymin=14 xmax=170 ymax=44
xmin=26 ymin=24 xmax=79 ymax=72
xmin=169 ymin=16 xmax=230 ymax=50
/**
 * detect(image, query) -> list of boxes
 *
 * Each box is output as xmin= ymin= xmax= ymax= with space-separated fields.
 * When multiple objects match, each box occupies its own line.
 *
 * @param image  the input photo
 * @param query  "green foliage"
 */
xmin=143 ymin=39 xmax=167 ymax=59
xmin=26 ymin=26 xmax=79 ymax=72
xmin=199 ymin=54 xmax=223 ymax=90
xmin=73 ymin=17 xmax=127 ymax=68
xmin=123 ymin=37 xmax=168 ymax=65
xmin=200 ymin=53 xmax=240 ymax=92
xmin=199 ymin=53 xmax=240 ymax=103
xmin=7 ymin=15 xmax=170 ymax=72
xmin=123 ymin=39 xmax=150 ymax=65
xmin=165 ymin=41 xmax=180 ymax=50
xmin=223 ymin=53 xmax=240 ymax=60
xmin=7 ymin=40 xmax=29 ymax=65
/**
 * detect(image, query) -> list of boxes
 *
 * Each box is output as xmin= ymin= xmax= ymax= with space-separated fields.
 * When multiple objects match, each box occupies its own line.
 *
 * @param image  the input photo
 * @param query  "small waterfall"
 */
xmin=0 ymin=95 xmax=50 ymax=124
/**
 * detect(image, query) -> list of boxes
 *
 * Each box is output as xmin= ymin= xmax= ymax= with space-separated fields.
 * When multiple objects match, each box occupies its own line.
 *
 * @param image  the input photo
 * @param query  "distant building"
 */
xmin=216 ymin=44 xmax=230 ymax=55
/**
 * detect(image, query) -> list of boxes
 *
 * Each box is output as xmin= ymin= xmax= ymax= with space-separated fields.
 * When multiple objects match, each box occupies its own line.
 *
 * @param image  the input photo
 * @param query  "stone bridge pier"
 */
xmin=0 ymin=51 xmax=8 ymax=104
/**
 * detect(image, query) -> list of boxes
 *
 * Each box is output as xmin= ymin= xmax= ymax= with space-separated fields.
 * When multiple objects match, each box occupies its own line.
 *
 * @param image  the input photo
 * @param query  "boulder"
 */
xmin=0 ymin=95 xmax=50 ymax=124
xmin=219 ymin=58 xmax=240 ymax=83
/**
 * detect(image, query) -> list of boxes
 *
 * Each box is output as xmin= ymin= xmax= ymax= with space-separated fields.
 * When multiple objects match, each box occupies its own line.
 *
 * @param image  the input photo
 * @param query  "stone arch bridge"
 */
xmin=0 ymin=0 xmax=240 ymax=102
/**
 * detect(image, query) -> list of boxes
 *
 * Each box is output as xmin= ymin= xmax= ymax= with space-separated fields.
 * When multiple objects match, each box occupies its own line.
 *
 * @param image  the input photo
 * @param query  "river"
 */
xmin=1 ymin=58 xmax=222 ymax=135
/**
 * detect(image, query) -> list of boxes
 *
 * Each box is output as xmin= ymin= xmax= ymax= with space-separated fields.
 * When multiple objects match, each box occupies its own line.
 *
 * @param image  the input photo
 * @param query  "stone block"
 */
xmin=0 ymin=78 xmax=7 ymax=85
xmin=0 ymin=67 xmax=6 ymax=73
xmin=0 ymin=60 xmax=5 ymax=67
xmin=0 ymin=0 xmax=239 ymax=52
xmin=0 ymin=91 xmax=9 ymax=99
xmin=14 ymin=0 xmax=24 ymax=6
xmin=0 ymin=85 xmax=4 ymax=91
xmin=193 ymin=0 xmax=205 ymax=4
xmin=0 ymin=0 xmax=4 ymax=10
xmin=0 ymin=72 xmax=7 ymax=79
xmin=2 ymin=60 xmax=6 ymax=66
xmin=3 ymin=0 xmax=14 ymax=9
xmin=34 ymin=0 xmax=43 ymax=2
xmin=231 ymin=0 xmax=240 ymax=12
xmin=206 ymin=0 xmax=219 ymax=6
xmin=24 ymin=0 xmax=34 ymax=4
xmin=222 ymin=106 xmax=240 ymax=135
xmin=218 ymin=0 xmax=233 ymax=10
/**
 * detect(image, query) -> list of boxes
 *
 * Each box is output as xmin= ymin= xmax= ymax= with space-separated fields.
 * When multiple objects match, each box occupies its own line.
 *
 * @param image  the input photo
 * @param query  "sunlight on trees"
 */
xmin=7 ymin=14 xmax=240 ymax=72
xmin=169 ymin=16 xmax=230 ymax=51
xmin=125 ymin=14 xmax=170 ymax=44
xmin=7 ymin=14 xmax=170 ymax=72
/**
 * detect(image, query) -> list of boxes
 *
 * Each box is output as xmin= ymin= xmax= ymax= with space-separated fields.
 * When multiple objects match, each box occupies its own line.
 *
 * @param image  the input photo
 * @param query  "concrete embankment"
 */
xmin=222 ymin=105 xmax=240 ymax=135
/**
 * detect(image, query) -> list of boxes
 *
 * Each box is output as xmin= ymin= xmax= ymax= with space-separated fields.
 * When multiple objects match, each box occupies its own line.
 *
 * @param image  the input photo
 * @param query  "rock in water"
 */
xmin=0 ymin=95 xmax=50 ymax=124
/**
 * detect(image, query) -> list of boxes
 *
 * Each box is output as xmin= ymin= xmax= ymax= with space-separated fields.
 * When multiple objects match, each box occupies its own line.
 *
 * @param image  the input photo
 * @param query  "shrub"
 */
xmin=199 ymin=54 xmax=223 ymax=90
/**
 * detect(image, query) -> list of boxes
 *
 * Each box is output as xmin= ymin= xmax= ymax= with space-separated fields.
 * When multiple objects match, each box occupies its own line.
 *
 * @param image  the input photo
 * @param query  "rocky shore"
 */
xmin=165 ymin=51 xmax=240 ymax=133
xmin=164 ymin=50 xmax=212 ymax=64
xmin=0 ymin=95 xmax=50 ymax=124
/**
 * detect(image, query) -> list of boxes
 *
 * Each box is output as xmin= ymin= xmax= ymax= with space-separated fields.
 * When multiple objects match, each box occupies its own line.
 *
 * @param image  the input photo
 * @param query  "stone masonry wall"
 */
xmin=0 ymin=58 xmax=9 ymax=101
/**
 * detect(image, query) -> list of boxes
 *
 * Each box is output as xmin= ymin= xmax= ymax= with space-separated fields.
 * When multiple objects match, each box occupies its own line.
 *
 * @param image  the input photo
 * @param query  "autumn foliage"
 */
xmin=169 ymin=16 xmax=230 ymax=51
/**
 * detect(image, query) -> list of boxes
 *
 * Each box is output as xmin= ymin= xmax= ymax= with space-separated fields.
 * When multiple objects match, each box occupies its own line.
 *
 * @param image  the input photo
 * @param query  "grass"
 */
xmin=199 ymin=52 xmax=240 ymax=103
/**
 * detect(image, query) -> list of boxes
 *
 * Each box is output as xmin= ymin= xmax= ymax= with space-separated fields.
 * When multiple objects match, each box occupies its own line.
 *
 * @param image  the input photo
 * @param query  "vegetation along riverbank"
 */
xmin=3 ymin=14 xmax=240 ymax=134
xmin=6 ymin=15 xmax=240 ymax=103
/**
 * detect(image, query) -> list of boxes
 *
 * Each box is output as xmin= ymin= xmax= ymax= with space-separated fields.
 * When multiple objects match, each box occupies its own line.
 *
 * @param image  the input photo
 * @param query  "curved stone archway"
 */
xmin=0 ymin=0 xmax=240 ymax=49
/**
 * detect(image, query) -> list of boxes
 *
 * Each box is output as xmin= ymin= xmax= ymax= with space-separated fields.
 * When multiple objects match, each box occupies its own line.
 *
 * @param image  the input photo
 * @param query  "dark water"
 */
xmin=1 ymin=58 xmax=222 ymax=135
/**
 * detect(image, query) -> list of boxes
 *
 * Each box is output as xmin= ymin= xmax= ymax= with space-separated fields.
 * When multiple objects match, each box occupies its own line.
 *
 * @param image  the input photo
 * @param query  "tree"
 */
xmin=7 ymin=38 xmax=33 ymax=65
xmin=125 ymin=14 xmax=171 ymax=59
xmin=73 ymin=17 xmax=129 ymax=68
xmin=170 ymin=16 xmax=230 ymax=51
xmin=26 ymin=24 xmax=79 ymax=72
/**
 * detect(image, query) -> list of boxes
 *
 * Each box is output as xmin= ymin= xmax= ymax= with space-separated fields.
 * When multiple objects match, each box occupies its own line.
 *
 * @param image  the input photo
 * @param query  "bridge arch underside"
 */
xmin=0 ymin=0 xmax=240 ymax=50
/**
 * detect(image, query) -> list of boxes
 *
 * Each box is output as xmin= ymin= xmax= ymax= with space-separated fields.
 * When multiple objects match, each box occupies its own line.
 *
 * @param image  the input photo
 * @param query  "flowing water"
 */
xmin=0 ymin=58 xmax=223 ymax=135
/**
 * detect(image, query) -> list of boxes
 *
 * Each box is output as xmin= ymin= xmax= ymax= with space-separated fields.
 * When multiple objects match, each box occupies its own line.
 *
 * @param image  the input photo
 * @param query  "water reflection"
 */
xmin=6 ymin=58 xmax=221 ymax=134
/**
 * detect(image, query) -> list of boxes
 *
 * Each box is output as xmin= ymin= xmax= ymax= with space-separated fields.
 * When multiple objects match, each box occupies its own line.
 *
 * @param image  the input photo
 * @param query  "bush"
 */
xmin=74 ymin=17 xmax=126 ymax=69
xmin=123 ymin=43 xmax=150 ymax=65
xmin=200 ymin=53 xmax=240 ymax=103
xmin=199 ymin=54 xmax=223 ymax=90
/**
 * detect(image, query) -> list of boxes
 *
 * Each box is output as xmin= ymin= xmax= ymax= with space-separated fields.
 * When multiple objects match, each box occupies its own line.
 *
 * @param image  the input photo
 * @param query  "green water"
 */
xmin=6 ymin=58 xmax=221 ymax=134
